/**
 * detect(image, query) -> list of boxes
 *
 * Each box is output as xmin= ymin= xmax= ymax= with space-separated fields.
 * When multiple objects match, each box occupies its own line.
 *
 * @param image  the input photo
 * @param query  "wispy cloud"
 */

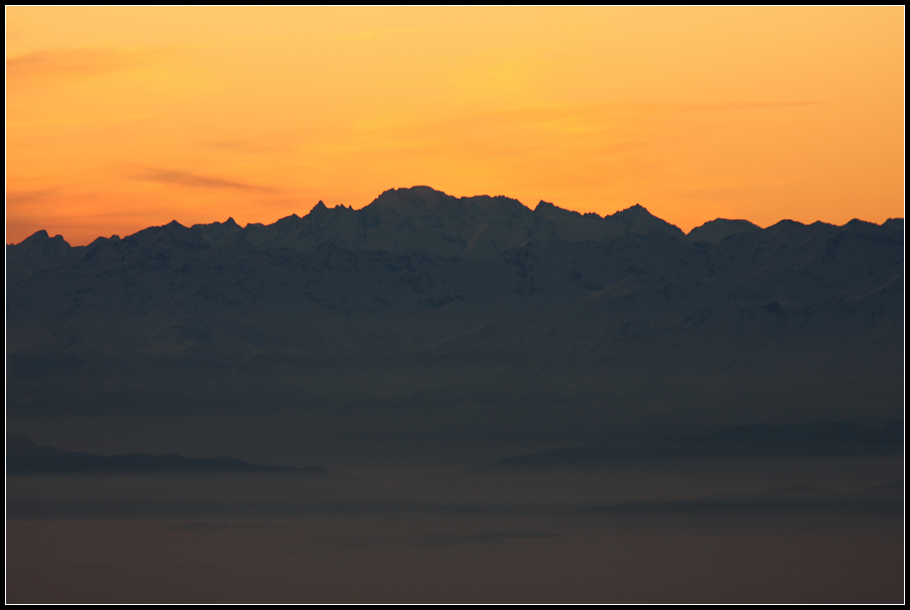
xmin=131 ymin=168 xmax=278 ymax=193
xmin=6 ymin=188 xmax=61 ymax=205
xmin=6 ymin=47 xmax=161 ymax=81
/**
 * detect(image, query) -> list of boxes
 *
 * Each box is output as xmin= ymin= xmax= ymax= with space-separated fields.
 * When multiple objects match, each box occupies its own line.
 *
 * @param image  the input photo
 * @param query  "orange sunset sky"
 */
xmin=6 ymin=6 xmax=905 ymax=246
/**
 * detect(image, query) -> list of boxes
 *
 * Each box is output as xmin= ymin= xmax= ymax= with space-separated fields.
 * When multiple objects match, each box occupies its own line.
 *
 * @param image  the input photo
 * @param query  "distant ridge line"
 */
xmin=8 ymin=186 xmax=903 ymax=258
xmin=7 ymin=434 xmax=328 ymax=475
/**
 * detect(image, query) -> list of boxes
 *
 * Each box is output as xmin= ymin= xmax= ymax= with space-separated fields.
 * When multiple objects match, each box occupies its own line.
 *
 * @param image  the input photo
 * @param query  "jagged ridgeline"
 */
xmin=6 ymin=186 xmax=904 ymax=438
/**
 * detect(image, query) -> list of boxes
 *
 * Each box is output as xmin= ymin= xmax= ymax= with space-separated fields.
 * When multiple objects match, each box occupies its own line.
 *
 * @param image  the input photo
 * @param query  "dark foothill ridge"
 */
xmin=7 ymin=434 xmax=328 ymax=475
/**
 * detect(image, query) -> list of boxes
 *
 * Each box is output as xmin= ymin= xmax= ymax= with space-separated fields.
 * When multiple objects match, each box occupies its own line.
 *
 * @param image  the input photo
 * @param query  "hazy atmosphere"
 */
xmin=6 ymin=7 xmax=904 ymax=603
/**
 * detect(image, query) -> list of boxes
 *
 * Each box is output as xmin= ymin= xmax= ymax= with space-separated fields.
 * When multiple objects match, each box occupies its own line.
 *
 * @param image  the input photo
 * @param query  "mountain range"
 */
xmin=6 ymin=186 xmax=904 ymax=449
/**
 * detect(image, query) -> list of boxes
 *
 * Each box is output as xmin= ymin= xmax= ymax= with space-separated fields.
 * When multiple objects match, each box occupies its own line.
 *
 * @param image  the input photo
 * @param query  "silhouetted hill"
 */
xmin=7 ymin=434 xmax=327 ymax=475
xmin=686 ymin=218 xmax=761 ymax=243
xmin=6 ymin=187 xmax=904 ymax=443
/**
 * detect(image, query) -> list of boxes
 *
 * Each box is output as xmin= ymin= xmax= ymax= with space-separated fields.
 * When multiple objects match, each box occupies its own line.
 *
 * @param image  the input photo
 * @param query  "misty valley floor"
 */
xmin=7 ymin=458 xmax=903 ymax=603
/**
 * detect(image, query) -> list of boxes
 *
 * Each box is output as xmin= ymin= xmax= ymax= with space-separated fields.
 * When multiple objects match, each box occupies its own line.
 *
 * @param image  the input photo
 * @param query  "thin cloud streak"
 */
xmin=6 ymin=48 xmax=160 ymax=81
xmin=6 ymin=188 xmax=62 ymax=205
xmin=131 ymin=168 xmax=278 ymax=193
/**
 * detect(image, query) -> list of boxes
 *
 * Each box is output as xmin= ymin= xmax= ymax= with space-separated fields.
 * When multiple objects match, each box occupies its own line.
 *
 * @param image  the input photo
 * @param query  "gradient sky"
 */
xmin=6 ymin=6 xmax=904 ymax=246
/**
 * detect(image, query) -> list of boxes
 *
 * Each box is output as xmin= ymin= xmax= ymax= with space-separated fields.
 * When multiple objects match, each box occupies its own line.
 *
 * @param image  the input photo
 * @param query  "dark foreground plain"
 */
xmin=6 ymin=187 xmax=904 ymax=602
xmin=7 ymin=513 xmax=903 ymax=603
xmin=7 ymin=437 xmax=903 ymax=603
